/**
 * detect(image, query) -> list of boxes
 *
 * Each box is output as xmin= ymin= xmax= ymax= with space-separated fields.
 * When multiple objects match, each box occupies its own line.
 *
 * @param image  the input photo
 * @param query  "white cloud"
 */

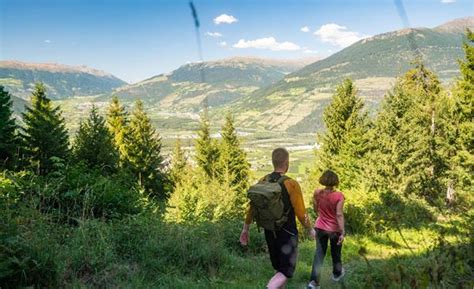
xmin=441 ymin=0 xmax=456 ymax=3
xmin=214 ymin=14 xmax=238 ymax=25
xmin=219 ymin=41 xmax=227 ymax=47
xmin=300 ymin=26 xmax=310 ymax=33
xmin=44 ymin=39 xmax=51 ymax=43
xmin=206 ymin=31 xmax=222 ymax=38
xmin=314 ymin=23 xmax=367 ymax=48
xmin=232 ymin=37 xmax=301 ymax=51
xmin=304 ymin=49 xmax=318 ymax=54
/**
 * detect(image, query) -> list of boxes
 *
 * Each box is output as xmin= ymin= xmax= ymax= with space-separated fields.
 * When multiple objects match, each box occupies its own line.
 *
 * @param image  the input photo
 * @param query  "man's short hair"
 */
xmin=272 ymin=147 xmax=289 ymax=168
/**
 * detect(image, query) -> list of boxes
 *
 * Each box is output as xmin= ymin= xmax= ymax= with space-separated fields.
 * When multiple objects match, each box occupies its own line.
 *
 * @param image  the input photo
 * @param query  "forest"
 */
xmin=0 ymin=31 xmax=472 ymax=288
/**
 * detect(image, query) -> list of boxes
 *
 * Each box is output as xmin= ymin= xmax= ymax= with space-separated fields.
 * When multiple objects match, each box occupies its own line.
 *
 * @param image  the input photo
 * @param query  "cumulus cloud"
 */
xmin=314 ymin=23 xmax=367 ymax=47
xmin=206 ymin=31 xmax=222 ymax=38
xmin=214 ymin=14 xmax=238 ymax=25
xmin=441 ymin=0 xmax=456 ymax=3
xmin=300 ymin=26 xmax=310 ymax=33
xmin=232 ymin=37 xmax=301 ymax=51
xmin=219 ymin=41 xmax=227 ymax=47
xmin=44 ymin=39 xmax=51 ymax=43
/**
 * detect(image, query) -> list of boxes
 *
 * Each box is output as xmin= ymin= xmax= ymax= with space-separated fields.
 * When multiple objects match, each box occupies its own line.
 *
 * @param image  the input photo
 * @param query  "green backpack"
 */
xmin=247 ymin=174 xmax=291 ymax=231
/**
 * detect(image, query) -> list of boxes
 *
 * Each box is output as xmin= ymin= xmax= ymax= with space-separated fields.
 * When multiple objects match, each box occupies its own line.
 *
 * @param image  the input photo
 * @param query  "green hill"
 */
xmin=229 ymin=17 xmax=474 ymax=133
xmin=106 ymin=57 xmax=318 ymax=110
xmin=0 ymin=61 xmax=126 ymax=101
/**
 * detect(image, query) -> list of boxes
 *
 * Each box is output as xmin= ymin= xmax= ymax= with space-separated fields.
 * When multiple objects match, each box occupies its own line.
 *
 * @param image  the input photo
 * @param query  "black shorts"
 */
xmin=264 ymin=229 xmax=299 ymax=278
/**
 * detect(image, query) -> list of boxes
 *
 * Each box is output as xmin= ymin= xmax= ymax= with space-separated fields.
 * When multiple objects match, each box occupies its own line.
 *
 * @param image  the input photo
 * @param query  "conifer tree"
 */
xmin=124 ymin=100 xmax=165 ymax=198
xmin=315 ymin=79 xmax=369 ymax=189
xmin=218 ymin=113 xmax=250 ymax=201
xmin=0 ymin=86 xmax=18 ymax=169
xmin=72 ymin=105 xmax=118 ymax=172
xmin=21 ymin=83 xmax=69 ymax=175
xmin=195 ymin=108 xmax=219 ymax=178
xmin=368 ymin=64 xmax=449 ymax=200
xmin=106 ymin=96 xmax=128 ymax=165
xmin=449 ymin=29 xmax=474 ymax=199
xmin=169 ymin=138 xmax=189 ymax=186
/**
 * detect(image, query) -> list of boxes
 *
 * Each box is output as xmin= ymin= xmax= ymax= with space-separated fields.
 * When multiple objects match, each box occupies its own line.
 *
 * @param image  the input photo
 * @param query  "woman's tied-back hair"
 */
xmin=319 ymin=170 xmax=339 ymax=187
xmin=272 ymin=147 xmax=289 ymax=169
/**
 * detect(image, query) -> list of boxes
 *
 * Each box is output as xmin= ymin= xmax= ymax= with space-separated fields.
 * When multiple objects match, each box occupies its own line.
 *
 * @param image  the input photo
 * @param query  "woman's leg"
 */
xmin=329 ymin=232 xmax=343 ymax=277
xmin=310 ymin=229 xmax=329 ymax=284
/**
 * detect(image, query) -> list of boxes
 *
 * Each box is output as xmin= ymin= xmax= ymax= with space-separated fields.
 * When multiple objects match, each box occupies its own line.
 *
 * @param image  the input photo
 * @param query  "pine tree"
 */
xmin=0 ymin=86 xmax=18 ymax=169
xmin=21 ymin=83 xmax=69 ymax=175
xmin=72 ymin=105 xmax=118 ymax=172
xmin=315 ymin=79 xmax=369 ymax=189
xmin=368 ymin=64 xmax=449 ymax=201
xmin=169 ymin=138 xmax=189 ymax=186
xmin=106 ymin=96 xmax=128 ymax=165
xmin=449 ymin=29 xmax=474 ymax=200
xmin=218 ymin=113 xmax=250 ymax=205
xmin=124 ymin=100 xmax=165 ymax=198
xmin=195 ymin=108 xmax=219 ymax=178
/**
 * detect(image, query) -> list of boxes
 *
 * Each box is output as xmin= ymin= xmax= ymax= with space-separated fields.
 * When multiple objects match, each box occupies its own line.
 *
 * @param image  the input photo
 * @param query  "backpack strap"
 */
xmin=276 ymin=174 xmax=291 ymax=215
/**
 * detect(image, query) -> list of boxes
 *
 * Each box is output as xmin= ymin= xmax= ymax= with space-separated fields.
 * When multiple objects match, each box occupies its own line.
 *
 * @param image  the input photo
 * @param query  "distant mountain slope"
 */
xmin=0 ymin=61 xmax=126 ymax=100
xmin=231 ymin=17 xmax=473 ymax=133
xmin=108 ymin=56 xmax=319 ymax=110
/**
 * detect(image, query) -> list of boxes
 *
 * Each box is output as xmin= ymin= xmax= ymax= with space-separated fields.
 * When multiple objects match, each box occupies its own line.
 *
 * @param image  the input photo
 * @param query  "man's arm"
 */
xmin=285 ymin=179 xmax=314 ymax=233
xmin=240 ymin=205 xmax=253 ymax=245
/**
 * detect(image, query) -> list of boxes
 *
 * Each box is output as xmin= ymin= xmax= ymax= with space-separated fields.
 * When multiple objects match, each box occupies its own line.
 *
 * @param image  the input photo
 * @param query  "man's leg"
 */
xmin=267 ymin=272 xmax=288 ymax=289
xmin=310 ymin=229 xmax=329 ymax=285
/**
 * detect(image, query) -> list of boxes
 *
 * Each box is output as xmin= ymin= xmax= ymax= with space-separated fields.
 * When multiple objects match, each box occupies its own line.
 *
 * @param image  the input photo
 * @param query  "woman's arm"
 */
xmin=312 ymin=189 xmax=319 ymax=213
xmin=336 ymin=199 xmax=345 ymax=244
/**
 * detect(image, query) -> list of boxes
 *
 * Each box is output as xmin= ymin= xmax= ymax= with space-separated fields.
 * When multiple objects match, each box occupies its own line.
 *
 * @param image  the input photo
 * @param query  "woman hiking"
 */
xmin=307 ymin=170 xmax=345 ymax=289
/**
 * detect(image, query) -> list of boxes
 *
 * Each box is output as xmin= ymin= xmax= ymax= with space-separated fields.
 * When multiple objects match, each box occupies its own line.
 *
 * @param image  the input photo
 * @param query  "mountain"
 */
xmin=0 ymin=61 xmax=126 ymax=101
xmin=230 ymin=17 xmax=474 ymax=133
xmin=107 ymin=56 xmax=320 ymax=110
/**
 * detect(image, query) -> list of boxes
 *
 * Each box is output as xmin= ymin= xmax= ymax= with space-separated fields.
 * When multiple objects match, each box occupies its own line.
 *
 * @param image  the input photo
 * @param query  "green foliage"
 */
xmin=314 ymin=79 xmax=369 ymax=189
xmin=20 ymin=82 xmax=69 ymax=175
xmin=123 ymin=100 xmax=166 ymax=198
xmin=195 ymin=108 xmax=220 ymax=177
xmin=167 ymin=168 xmax=244 ymax=223
xmin=0 ymin=86 xmax=18 ymax=169
xmin=217 ymin=113 xmax=250 ymax=209
xmin=106 ymin=96 xmax=129 ymax=165
xmin=449 ymin=29 xmax=474 ymax=203
xmin=72 ymin=105 xmax=118 ymax=172
xmin=169 ymin=138 xmax=189 ymax=186
xmin=366 ymin=65 xmax=450 ymax=203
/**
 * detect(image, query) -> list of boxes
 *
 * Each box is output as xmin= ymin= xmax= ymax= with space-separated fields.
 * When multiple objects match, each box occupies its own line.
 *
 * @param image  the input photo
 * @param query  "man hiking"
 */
xmin=239 ymin=147 xmax=315 ymax=289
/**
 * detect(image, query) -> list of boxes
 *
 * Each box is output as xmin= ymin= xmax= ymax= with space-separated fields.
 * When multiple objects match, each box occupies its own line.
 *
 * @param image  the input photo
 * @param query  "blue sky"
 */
xmin=0 ymin=0 xmax=472 ymax=83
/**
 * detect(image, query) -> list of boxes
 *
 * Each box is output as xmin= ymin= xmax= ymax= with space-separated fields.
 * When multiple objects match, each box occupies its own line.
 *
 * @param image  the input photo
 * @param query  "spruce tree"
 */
xmin=21 ymin=83 xmax=69 ymax=175
xmin=72 ymin=105 xmax=118 ymax=172
xmin=0 ymin=86 xmax=18 ymax=169
xmin=169 ymin=138 xmax=189 ymax=186
xmin=124 ymin=100 xmax=165 ymax=198
xmin=106 ymin=96 xmax=128 ymax=165
xmin=218 ymin=113 xmax=250 ymax=200
xmin=315 ymin=79 xmax=369 ymax=189
xmin=449 ymin=29 xmax=474 ymax=199
xmin=195 ymin=108 xmax=219 ymax=178
xmin=368 ymin=64 xmax=449 ymax=201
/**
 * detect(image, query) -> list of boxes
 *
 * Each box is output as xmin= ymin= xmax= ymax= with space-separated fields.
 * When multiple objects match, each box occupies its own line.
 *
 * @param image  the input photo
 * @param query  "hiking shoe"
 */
xmin=332 ymin=268 xmax=345 ymax=282
xmin=307 ymin=281 xmax=320 ymax=289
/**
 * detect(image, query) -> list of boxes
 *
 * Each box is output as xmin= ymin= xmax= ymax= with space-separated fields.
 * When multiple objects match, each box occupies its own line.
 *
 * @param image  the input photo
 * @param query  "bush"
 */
xmin=6 ymin=165 xmax=143 ymax=222
xmin=344 ymin=189 xmax=435 ymax=235
xmin=0 ymin=207 xmax=60 ymax=288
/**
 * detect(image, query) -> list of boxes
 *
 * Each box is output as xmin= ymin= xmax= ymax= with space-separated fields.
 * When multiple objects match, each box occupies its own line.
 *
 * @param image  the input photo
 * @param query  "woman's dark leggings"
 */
xmin=310 ymin=228 xmax=343 ymax=284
